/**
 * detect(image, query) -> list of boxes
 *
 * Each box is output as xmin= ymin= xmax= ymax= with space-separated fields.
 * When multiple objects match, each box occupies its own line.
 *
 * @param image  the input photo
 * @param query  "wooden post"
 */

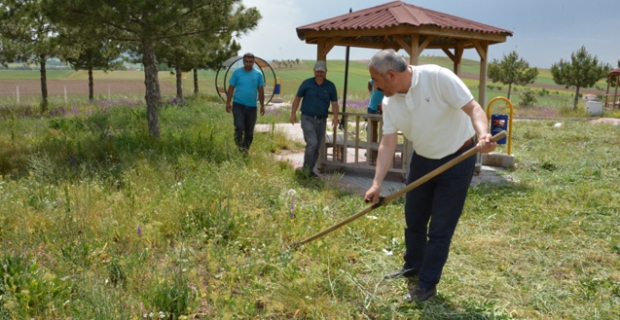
xmin=409 ymin=34 xmax=419 ymax=65
xmin=454 ymin=42 xmax=464 ymax=75
xmin=474 ymin=41 xmax=489 ymax=107
xmin=605 ymin=75 xmax=612 ymax=109
xmin=611 ymin=74 xmax=620 ymax=110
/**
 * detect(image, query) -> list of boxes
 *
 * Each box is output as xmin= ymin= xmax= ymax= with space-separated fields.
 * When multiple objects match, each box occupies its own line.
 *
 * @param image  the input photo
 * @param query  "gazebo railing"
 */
xmin=604 ymin=94 xmax=620 ymax=110
xmin=318 ymin=112 xmax=410 ymax=178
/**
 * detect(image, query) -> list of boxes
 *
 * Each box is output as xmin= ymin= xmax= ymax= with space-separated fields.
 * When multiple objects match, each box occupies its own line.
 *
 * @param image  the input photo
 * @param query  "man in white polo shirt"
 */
xmin=363 ymin=49 xmax=496 ymax=302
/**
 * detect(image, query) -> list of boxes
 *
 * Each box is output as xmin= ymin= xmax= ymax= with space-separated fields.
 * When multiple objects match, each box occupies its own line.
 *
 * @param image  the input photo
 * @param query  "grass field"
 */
xmin=0 ymin=96 xmax=619 ymax=319
xmin=0 ymin=69 xmax=76 ymax=80
xmin=1 ymin=56 xmax=614 ymax=118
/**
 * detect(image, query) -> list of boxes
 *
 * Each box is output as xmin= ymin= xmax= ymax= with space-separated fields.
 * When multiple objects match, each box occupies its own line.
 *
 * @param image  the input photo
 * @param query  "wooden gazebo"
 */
xmin=296 ymin=0 xmax=513 ymax=106
xmin=296 ymin=0 xmax=513 ymax=176
xmin=605 ymin=68 xmax=620 ymax=110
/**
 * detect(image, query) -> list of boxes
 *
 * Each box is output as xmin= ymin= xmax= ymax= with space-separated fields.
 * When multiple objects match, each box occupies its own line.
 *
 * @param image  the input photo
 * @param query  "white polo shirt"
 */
xmin=382 ymin=64 xmax=475 ymax=159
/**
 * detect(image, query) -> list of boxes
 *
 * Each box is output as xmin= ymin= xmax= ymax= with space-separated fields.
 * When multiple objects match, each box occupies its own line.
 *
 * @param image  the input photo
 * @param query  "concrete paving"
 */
xmin=255 ymin=122 xmax=515 ymax=197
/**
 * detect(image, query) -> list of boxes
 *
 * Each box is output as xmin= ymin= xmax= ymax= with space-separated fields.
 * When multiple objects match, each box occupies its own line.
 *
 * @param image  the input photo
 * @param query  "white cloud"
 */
xmin=237 ymin=0 xmax=306 ymax=60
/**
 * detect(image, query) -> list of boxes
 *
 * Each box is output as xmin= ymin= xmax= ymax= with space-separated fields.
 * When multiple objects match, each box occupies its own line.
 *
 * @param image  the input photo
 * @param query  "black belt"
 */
xmin=303 ymin=114 xmax=327 ymax=119
xmin=457 ymin=138 xmax=474 ymax=152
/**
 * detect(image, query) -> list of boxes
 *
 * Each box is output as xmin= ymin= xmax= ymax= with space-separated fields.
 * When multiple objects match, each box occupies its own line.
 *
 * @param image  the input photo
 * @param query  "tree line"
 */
xmin=0 ymin=0 xmax=262 ymax=139
xmin=488 ymin=47 xmax=617 ymax=108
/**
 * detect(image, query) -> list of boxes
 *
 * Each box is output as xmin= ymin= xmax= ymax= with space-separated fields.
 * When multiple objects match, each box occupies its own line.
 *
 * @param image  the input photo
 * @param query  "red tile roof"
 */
xmin=297 ymin=1 xmax=513 ymax=39
xmin=610 ymin=68 xmax=620 ymax=76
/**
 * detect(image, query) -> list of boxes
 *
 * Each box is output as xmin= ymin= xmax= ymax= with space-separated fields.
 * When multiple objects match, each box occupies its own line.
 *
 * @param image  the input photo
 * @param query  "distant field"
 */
xmin=0 ymin=70 xmax=76 ymax=80
xmin=0 ymin=56 xmax=610 ymax=106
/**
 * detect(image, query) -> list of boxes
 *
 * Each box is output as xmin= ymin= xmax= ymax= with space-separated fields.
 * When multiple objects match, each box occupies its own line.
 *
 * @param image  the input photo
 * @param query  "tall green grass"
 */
xmin=1 ymin=95 xmax=619 ymax=319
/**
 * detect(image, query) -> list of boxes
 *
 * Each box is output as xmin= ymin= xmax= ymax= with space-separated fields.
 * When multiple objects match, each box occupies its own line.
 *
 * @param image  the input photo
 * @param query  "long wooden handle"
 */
xmin=292 ymin=131 xmax=507 ymax=247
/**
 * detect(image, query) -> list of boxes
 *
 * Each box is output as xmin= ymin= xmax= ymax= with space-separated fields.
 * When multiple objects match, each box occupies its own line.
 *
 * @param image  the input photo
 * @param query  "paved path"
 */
xmin=255 ymin=123 xmax=514 ymax=197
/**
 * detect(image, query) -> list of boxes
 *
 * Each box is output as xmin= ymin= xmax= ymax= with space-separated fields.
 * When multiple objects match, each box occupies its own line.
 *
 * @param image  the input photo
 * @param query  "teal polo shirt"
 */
xmin=229 ymin=67 xmax=265 ymax=107
xmin=296 ymin=78 xmax=338 ymax=117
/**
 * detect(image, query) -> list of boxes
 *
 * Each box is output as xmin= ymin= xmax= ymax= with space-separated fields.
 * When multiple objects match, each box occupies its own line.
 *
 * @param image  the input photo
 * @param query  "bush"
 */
xmin=519 ymin=89 xmax=537 ymax=107
xmin=559 ymin=101 xmax=590 ymax=117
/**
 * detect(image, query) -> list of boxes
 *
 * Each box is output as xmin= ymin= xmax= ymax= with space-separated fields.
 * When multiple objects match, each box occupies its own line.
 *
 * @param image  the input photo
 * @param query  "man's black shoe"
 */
xmin=405 ymin=285 xmax=437 ymax=303
xmin=384 ymin=268 xmax=416 ymax=279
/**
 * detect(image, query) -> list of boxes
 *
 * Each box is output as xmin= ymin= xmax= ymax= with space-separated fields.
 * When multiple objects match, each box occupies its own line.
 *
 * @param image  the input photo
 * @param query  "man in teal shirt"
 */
xmin=366 ymin=78 xmax=384 ymax=163
xmin=367 ymin=79 xmax=384 ymax=114
xmin=226 ymin=53 xmax=265 ymax=152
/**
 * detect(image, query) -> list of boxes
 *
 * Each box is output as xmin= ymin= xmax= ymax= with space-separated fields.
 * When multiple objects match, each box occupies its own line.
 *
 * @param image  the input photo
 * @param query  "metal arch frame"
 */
xmin=486 ymin=96 xmax=514 ymax=155
xmin=215 ymin=56 xmax=277 ymax=105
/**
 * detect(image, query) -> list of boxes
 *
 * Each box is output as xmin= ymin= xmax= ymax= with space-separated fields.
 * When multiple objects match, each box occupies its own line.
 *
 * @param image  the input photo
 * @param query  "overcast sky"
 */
xmin=235 ymin=0 xmax=619 ymax=68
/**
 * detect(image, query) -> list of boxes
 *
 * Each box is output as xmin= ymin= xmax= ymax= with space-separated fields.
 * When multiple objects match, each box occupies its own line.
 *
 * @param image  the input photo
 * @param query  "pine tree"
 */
xmin=487 ymin=51 xmax=538 ymax=100
xmin=551 ymin=46 xmax=611 ymax=108
xmin=0 ymin=0 xmax=61 ymax=112
xmin=44 ymin=0 xmax=260 ymax=139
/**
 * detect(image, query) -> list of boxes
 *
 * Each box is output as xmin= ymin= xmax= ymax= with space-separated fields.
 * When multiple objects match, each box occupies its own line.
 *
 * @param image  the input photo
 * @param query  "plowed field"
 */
xmin=0 ymin=79 xmax=176 ymax=97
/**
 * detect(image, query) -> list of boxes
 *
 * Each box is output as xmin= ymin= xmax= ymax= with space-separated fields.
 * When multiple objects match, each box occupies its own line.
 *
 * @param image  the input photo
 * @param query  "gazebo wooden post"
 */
xmin=604 ymin=70 xmax=620 ymax=110
xmin=454 ymin=42 xmax=464 ymax=75
xmin=472 ymin=40 xmax=489 ymax=108
xmin=605 ymin=75 xmax=611 ymax=109
xmin=317 ymin=38 xmax=328 ymax=61
xmin=611 ymin=74 xmax=620 ymax=110
xmin=409 ymin=34 xmax=420 ymax=65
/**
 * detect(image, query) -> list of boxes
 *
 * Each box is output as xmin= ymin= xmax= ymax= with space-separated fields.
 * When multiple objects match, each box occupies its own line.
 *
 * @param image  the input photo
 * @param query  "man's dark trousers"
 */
xmin=232 ymin=102 xmax=257 ymax=151
xmin=300 ymin=114 xmax=326 ymax=172
xmin=402 ymin=143 xmax=476 ymax=290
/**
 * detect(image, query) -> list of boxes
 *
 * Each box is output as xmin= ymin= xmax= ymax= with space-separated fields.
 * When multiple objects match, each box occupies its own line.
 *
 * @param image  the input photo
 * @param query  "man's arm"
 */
xmin=258 ymin=86 xmax=265 ymax=116
xmin=461 ymin=99 xmax=496 ymax=153
xmin=290 ymin=96 xmax=301 ymax=125
xmin=225 ymin=85 xmax=236 ymax=113
xmin=364 ymin=132 xmax=398 ymax=203
xmin=331 ymin=101 xmax=340 ymax=128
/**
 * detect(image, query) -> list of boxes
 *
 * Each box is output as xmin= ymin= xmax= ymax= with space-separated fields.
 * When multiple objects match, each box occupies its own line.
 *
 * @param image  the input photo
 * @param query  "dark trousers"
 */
xmin=232 ymin=102 xmax=258 ymax=151
xmin=300 ymin=114 xmax=327 ymax=172
xmin=402 ymin=143 xmax=476 ymax=289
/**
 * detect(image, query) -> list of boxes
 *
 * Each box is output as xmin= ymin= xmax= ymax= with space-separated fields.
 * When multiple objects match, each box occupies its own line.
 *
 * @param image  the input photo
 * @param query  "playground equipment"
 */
xmin=272 ymin=77 xmax=283 ymax=103
xmin=215 ymin=56 xmax=277 ymax=104
xmin=482 ymin=97 xmax=515 ymax=168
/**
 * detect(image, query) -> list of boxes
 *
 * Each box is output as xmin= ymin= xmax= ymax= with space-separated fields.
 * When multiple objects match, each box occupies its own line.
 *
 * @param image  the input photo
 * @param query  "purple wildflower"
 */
xmin=287 ymin=192 xmax=296 ymax=219
xmin=137 ymin=225 xmax=142 ymax=237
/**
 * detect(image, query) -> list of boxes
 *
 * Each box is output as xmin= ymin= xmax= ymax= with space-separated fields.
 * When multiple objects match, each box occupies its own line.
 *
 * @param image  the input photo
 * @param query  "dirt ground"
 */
xmin=0 ymin=80 xmax=176 ymax=97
